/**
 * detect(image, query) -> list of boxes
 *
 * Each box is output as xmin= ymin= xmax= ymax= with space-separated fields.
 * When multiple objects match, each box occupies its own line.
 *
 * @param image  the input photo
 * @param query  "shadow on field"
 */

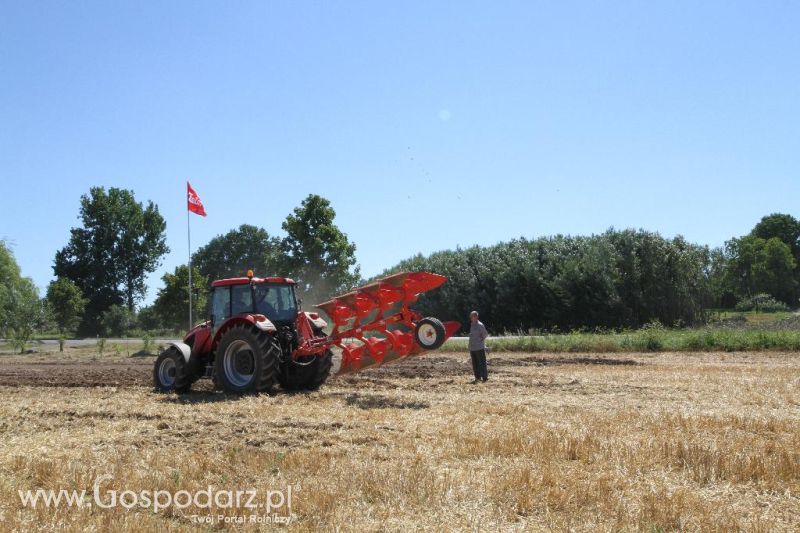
xmin=355 ymin=356 xmax=470 ymax=379
xmin=159 ymin=386 xmax=383 ymax=403
xmin=160 ymin=391 xmax=432 ymax=408
xmin=159 ymin=391 xmax=248 ymax=404
xmin=345 ymin=393 xmax=429 ymax=410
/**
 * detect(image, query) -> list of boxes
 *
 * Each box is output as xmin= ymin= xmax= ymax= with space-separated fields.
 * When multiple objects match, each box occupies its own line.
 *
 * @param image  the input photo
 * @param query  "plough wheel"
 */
xmin=414 ymin=317 xmax=446 ymax=350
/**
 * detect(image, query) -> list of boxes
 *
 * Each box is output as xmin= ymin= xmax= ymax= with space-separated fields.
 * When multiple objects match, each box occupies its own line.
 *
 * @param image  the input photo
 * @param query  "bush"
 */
xmin=9 ymin=333 xmax=30 ymax=354
xmin=101 ymin=305 xmax=135 ymax=337
xmin=639 ymin=321 xmax=666 ymax=351
xmin=141 ymin=334 xmax=155 ymax=355
xmin=136 ymin=306 xmax=163 ymax=332
xmin=734 ymin=294 xmax=790 ymax=312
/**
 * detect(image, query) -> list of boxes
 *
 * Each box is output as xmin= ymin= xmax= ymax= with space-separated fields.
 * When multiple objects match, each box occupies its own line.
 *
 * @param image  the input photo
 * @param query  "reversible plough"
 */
xmin=315 ymin=271 xmax=461 ymax=375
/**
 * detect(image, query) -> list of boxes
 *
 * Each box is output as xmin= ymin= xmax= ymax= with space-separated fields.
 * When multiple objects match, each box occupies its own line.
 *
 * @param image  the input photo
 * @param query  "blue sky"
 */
xmin=1 ymin=1 xmax=799 ymax=305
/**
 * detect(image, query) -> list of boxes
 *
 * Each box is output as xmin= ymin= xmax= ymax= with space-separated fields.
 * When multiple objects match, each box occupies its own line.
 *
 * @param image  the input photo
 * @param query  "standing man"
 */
xmin=469 ymin=310 xmax=489 ymax=383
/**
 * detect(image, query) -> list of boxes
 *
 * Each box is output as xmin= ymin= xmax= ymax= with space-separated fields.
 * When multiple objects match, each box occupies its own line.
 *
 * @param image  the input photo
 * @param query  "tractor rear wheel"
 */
xmin=278 ymin=349 xmax=333 ymax=391
xmin=214 ymin=324 xmax=278 ymax=394
xmin=153 ymin=347 xmax=191 ymax=393
xmin=414 ymin=317 xmax=446 ymax=350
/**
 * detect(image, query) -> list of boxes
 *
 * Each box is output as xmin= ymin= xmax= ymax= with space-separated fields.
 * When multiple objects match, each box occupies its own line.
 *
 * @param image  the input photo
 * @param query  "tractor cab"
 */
xmin=209 ymin=273 xmax=299 ymax=331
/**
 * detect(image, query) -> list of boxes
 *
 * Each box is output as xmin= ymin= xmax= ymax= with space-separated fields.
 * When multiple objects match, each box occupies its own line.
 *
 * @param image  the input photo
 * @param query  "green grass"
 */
xmin=707 ymin=309 xmax=793 ymax=324
xmin=31 ymin=329 xmax=182 ymax=340
xmin=447 ymin=328 xmax=800 ymax=353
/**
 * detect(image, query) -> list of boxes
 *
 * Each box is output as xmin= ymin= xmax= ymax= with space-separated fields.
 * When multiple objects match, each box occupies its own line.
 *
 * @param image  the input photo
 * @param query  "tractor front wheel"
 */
xmin=153 ymin=347 xmax=191 ymax=393
xmin=214 ymin=324 xmax=278 ymax=394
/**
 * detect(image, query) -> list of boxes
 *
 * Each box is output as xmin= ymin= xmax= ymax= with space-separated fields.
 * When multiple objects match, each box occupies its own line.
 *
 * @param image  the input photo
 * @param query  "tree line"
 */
xmin=2 ymin=183 xmax=798 ymax=344
xmin=381 ymin=214 xmax=800 ymax=332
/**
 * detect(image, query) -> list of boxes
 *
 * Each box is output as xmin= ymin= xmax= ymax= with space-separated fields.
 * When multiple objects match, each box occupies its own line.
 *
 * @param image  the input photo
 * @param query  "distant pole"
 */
xmin=188 ymin=206 xmax=192 ymax=330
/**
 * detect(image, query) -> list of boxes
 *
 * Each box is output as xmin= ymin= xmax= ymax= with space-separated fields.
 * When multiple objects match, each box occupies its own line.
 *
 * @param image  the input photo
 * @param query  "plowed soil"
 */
xmin=0 ymin=360 xmax=152 ymax=387
xmin=0 ymin=352 xmax=643 ymax=388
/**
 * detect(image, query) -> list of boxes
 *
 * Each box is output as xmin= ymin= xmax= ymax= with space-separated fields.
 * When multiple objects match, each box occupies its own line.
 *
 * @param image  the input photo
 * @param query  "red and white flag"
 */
xmin=187 ymin=181 xmax=207 ymax=217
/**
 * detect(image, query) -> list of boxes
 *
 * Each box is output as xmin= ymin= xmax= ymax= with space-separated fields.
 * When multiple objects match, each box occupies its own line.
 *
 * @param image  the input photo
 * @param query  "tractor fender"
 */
xmin=304 ymin=312 xmax=328 ymax=330
xmin=211 ymin=315 xmax=276 ymax=346
xmin=167 ymin=341 xmax=192 ymax=363
xmin=254 ymin=317 xmax=277 ymax=332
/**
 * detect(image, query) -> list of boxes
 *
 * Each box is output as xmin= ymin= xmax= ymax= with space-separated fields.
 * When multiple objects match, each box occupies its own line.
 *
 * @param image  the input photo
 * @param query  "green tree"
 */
xmin=751 ymin=213 xmax=800 ymax=261
xmin=750 ymin=213 xmax=800 ymax=303
xmin=100 ymin=305 xmax=136 ymax=337
xmin=136 ymin=305 xmax=163 ymax=332
xmin=755 ymin=238 xmax=796 ymax=304
xmin=53 ymin=187 xmax=169 ymax=335
xmin=552 ymin=237 xmax=623 ymax=329
xmin=6 ymin=280 xmax=44 ymax=352
xmin=46 ymin=278 xmax=86 ymax=335
xmin=0 ymin=241 xmax=21 ymax=337
xmin=153 ymin=265 xmax=209 ymax=331
xmin=725 ymin=235 xmax=796 ymax=305
xmin=192 ymin=224 xmax=279 ymax=281
xmin=0 ymin=240 xmax=21 ymax=282
xmin=279 ymin=195 xmax=360 ymax=304
xmin=0 ymin=242 xmax=45 ymax=351
xmin=707 ymin=247 xmax=735 ymax=308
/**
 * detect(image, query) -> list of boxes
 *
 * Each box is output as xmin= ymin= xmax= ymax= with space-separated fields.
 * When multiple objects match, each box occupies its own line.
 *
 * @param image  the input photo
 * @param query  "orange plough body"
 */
xmin=313 ymin=272 xmax=460 ymax=375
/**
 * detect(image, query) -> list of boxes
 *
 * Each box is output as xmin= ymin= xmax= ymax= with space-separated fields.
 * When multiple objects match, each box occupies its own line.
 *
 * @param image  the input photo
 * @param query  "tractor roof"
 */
xmin=211 ymin=277 xmax=296 ymax=287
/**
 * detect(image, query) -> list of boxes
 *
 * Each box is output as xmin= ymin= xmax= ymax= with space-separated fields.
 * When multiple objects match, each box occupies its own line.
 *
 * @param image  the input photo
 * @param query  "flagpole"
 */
xmin=188 ymin=198 xmax=192 ymax=331
xmin=186 ymin=181 xmax=206 ymax=330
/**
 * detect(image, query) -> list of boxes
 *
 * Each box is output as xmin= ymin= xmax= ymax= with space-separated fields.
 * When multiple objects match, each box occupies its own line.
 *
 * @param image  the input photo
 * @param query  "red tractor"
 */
xmin=153 ymin=271 xmax=460 ymax=394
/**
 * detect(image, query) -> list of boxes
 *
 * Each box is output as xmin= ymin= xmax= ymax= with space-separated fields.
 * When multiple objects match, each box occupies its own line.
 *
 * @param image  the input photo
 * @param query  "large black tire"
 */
xmin=153 ymin=347 xmax=192 ymax=393
xmin=278 ymin=349 xmax=334 ymax=391
xmin=186 ymin=355 xmax=205 ymax=386
xmin=414 ymin=317 xmax=447 ymax=350
xmin=214 ymin=324 xmax=279 ymax=394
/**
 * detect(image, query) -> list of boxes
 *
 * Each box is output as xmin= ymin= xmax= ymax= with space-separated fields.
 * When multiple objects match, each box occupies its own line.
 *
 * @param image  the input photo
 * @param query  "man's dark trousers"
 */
xmin=470 ymin=350 xmax=488 ymax=381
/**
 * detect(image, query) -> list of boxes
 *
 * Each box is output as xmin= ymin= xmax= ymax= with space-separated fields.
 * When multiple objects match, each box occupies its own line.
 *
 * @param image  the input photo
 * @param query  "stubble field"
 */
xmin=0 ymin=347 xmax=798 ymax=531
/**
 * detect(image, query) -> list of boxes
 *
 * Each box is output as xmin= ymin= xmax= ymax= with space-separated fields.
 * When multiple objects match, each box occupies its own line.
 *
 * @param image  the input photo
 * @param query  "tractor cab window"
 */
xmin=254 ymin=284 xmax=297 ymax=323
xmin=231 ymin=284 xmax=254 ymax=315
xmin=211 ymin=286 xmax=232 ymax=325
